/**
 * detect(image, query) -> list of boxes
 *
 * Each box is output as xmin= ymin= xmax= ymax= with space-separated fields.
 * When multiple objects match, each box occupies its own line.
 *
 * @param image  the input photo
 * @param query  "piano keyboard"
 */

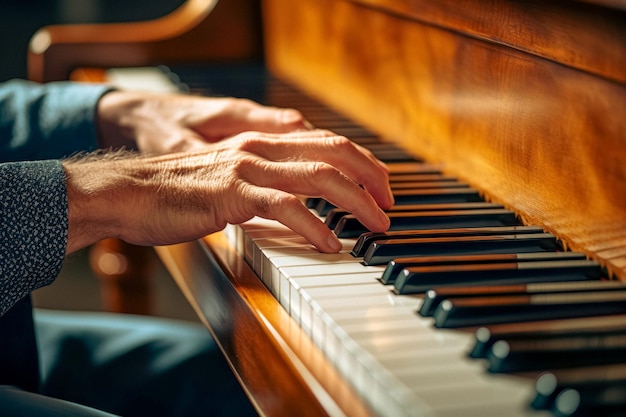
xmin=160 ymin=65 xmax=626 ymax=417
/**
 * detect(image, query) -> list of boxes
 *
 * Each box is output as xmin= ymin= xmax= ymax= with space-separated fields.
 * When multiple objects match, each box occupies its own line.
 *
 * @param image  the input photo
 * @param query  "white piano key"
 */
xmin=303 ymin=282 xmax=391 ymax=299
xmin=232 ymin=222 xmax=547 ymax=416
xmin=271 ymin=257 xmax=383 ymax=306
xmin=289 ymin=272 xmax=382 ymax=324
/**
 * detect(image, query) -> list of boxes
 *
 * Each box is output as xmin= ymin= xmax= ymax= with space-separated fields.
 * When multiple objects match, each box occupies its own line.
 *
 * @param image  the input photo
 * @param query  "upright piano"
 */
xmin=29 ymin=0 xmax=626 ymax=416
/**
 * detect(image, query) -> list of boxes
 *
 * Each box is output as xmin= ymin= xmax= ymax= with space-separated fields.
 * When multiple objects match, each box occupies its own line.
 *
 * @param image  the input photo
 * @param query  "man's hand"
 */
xmin=63 ymin=131 xmax=393 ymax=255
xmin=96 ymin=91 xmax=311 ymax=154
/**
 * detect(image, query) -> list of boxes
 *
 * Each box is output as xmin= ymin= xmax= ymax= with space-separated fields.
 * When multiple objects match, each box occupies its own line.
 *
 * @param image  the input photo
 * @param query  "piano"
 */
xmin=28 ymin=0 xmax=626 ymax=416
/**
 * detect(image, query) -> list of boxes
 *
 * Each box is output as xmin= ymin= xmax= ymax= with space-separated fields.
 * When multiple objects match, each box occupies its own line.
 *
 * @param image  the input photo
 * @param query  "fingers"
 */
xmin=243 ymin=185 xmax=344 ymax=253
xmin=239 ymin=159 xmax=390 ymax=234
xmin=222 ymin=131 xmax=394 ymax=252
xmin=246 ymin=104 xmax=313 ymax=132
xmin=203 ymin=98 xmax=312 ymax=137
xmin=236 ymin=131 xmax=394 ymax=210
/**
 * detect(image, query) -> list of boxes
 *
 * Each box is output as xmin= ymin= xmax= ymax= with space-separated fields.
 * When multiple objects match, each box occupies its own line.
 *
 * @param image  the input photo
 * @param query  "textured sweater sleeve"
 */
xmin=0 ymin=160 xmax=68 ymax=316
xmin=0 ymin=80 xmax=112 ymax=316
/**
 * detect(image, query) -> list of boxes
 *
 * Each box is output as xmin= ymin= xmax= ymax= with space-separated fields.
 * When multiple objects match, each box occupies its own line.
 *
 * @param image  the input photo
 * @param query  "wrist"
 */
xmin=96 ymin=90 xmax=149 ymax=150
xmin=62 ymin=153 xmax=139 ymax=254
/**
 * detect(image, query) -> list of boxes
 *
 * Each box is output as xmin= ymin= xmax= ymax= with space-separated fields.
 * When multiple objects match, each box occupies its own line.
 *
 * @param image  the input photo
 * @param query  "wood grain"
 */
xmin=263 ymin=0 xmax=626 ymax=280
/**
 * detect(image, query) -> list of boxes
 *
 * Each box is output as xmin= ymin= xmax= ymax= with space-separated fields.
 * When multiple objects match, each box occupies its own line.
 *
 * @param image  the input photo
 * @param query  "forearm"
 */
xmin=62 ymin=151 xmax=150 ymax=254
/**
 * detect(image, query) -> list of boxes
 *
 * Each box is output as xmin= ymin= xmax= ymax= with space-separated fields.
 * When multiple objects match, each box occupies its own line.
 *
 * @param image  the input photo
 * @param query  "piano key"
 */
xmin=487 ymin=328 xmax=626 ymax=373
xmin=385 ymin=251 xmax=587 ymax=285
xmin=471 ymin=313 xmax=626 ymax=359
xmin=388 ymin=173 xmax=458 ymax=182
xmin=395 ymin=259 xmax=603 ymax=295
xmin=363 ymin=233 xmax=559 ymax=266
xmin=351 ymin=225 xmax=544 ymax=257
xmin=390 ymin=188 xmax=484 ymax=204
xmin=366 ymin=147 xmax=418 ymax=163
xmin=389 ymin=181 xmax=470 ymax=189
xmin=313 ymin=187 xmax=484 ymax=217
xmin=336 ymin=209 xmax=520 ymax=238
xmin=318 ymin=188 xmax=485 ymax=217
xmin=387 ymin=162 xmax=443 ymax=175
xmin=325 ymin=202 xmax=504 ymax=230
xmin=552 ymin=386 xmax=626 ymax=417
xmin=422 ymin=278 xmax=625 ymax=318
xmin=434 ymin=290 xmax=626 ymax=329
xmin=532 ymin=364 xmax=626 ymax=411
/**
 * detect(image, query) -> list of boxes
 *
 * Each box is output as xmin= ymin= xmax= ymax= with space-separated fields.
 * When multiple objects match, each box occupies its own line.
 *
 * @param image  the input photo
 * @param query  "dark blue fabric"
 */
xmin=0 ymin=297 xmax=39 ymax=392
xmin=0 ymin=80 xmax=109 ymax=395
xmin=0 ymin=79 xmax=105 ymax=162
xmin=33 ymin=310 xmax=256 ymax=417
xmin=0 ymin=79 xmax=110 ymax=316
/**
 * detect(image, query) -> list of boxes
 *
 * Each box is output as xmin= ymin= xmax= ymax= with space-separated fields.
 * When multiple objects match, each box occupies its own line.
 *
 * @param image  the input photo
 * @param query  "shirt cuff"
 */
xmin=0 ymin=160 xmax=68 ymax=316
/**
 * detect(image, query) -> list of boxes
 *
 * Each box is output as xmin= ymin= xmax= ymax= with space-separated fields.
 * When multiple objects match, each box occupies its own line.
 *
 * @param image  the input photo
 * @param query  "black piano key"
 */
xmin=470 ymin=313 xmax=626 ymax=360
xmin=325 ymin=202 xmax=504 ymax=230
xmin=336 ymin=208 xmax=520 ymax=238
xmin=365 ymin=144 xmax=418 ymax=163
xmin=324 ymin=126 xmax=379 ymax=138
xmin=387 ymin=251 xmax=586 ymax=286
xmin=433 ymin=288 xmax=626 ymax=329
xmin=351 ymin=225 xmax=544 ymax=257
xmin=395 ymin=259 xmax=601 ymax=295
xmin=363 ymin=232 xmax=557 ymax=266
xmin=532 ymin=365 xmax=626 ymax=412
xmin=553 ymin=385 xmax=626 ymax=417
xmin=390 ymin=181 xmax=469 ymax=190
xmin=317 ymin=188 xmax=485 ymax=217
xmin=387 ymin=162 xmax=442 ymax=175
xmin=388 ymin=173 xmax=457 ymax=182
xmin=486 ymin=328 xmax=626 ymax=373
xmin=306 ymin=197 xmax=322 ymax=209
xmin=391 ymin=188 xmax=484 ymax=205
xmin=314 ymin=199 xmax=337 ymax=216
xmin=419 ymin=265 xmax=615 ymax=316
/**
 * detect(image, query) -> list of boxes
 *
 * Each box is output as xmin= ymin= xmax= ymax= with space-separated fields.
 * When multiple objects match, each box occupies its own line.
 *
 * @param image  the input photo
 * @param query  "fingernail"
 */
xmin=327 ymin=234 xmax=342 ymax=252
xmin=280 ymin=109 xmax=302 ymax=124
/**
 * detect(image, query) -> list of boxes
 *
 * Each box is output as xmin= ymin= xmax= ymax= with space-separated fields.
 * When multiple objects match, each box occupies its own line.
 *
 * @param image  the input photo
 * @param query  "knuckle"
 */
xmin=255 ymin=192 xmax=301 ymax=218
xmin=310 ymin=161 xmax=341 ymax=181
xmin=234 ymin=132 xmax=267 ymax=152
xmin=324 ymin=135 xmax=353 ymax=150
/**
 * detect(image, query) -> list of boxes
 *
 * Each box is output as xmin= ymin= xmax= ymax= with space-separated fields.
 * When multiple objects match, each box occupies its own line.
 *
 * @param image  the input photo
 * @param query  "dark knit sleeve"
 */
xmin=0 ymin=160 xmax=68 ymax=316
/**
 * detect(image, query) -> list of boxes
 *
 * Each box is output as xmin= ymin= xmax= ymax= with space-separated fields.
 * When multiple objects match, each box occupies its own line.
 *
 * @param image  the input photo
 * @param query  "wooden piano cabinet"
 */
xmin=263 ymin=0 xmax=626 ymax=281
xmin=28 ymin=0 xmax=263 ymax=83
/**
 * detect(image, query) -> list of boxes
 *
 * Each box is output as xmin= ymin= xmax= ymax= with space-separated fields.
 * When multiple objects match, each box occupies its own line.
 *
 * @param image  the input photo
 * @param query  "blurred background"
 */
xmin=1 ymin=0 xmax=198 ymax=321
xmin=0 ymin=0 xmax=185 ymax=81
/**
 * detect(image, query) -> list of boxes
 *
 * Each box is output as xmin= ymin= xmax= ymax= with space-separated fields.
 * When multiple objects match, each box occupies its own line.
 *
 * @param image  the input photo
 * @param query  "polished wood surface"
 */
xmin=28 ymin=0 xmax=262 ymax=82
xmin=263 ymin=0 xmax=626 ymax=281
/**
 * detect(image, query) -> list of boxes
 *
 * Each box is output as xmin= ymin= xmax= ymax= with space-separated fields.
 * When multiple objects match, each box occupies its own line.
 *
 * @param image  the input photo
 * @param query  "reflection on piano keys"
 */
xmin=157 ymin=65 xmax=626 ymax=417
